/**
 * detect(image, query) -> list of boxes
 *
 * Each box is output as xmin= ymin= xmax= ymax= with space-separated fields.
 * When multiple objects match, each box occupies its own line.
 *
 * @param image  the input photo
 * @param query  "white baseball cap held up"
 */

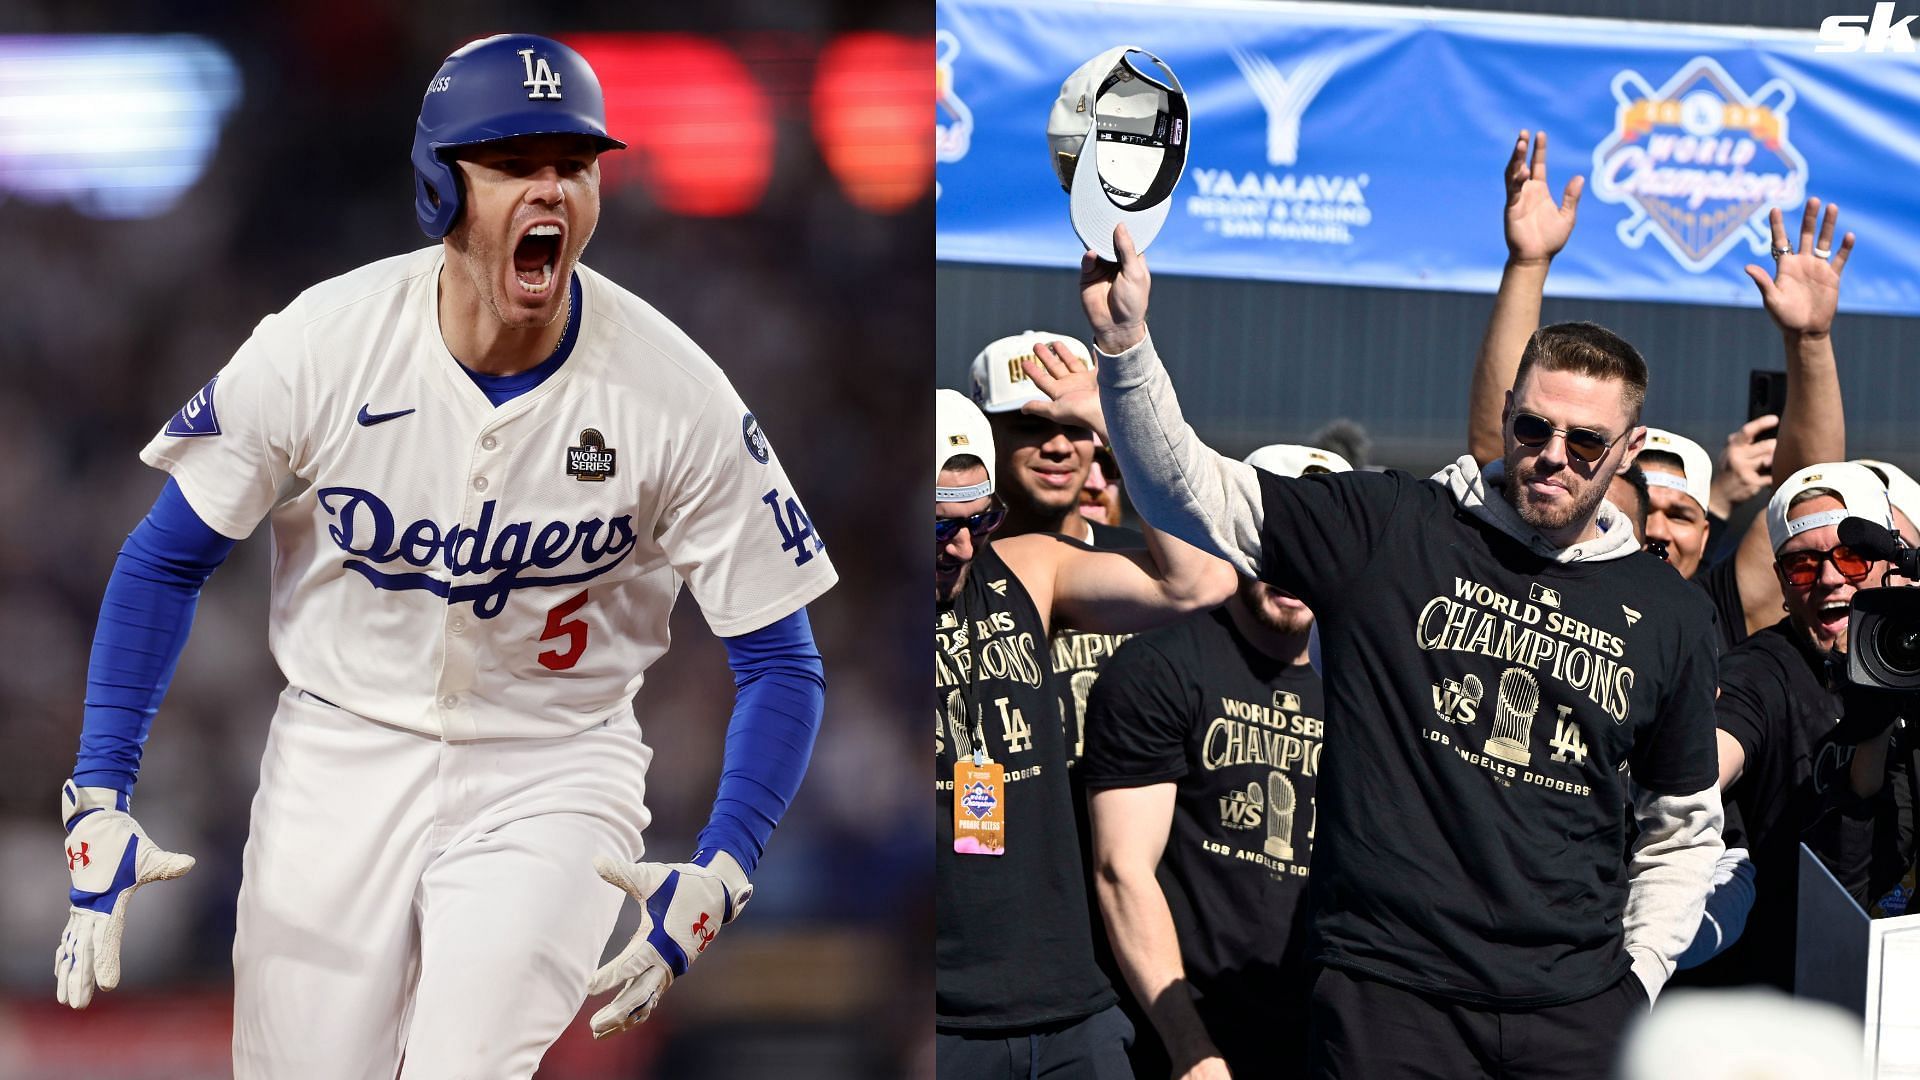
xmin=1639 ymin=429 xmax=1714 ymax=515
xmin=936 ymin=389 xmax=996 ymax=502
xmin=968 ymin=332 xmax=1093 ymax=414
xmin=1047 ymin=46 xmax=1189 ymax=261
xmin=1765 ymin=461 xmax=1895 ymax=553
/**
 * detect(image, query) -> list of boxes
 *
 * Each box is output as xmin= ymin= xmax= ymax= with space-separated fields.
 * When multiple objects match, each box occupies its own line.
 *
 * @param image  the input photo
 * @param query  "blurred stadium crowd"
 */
xmin=1 ymin=3 xmax=929 ymax=1077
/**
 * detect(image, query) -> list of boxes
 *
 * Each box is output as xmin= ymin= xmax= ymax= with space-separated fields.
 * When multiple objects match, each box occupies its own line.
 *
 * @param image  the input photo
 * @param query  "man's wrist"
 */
xmin=1094 ymin=323 xmax=1146 ymax=356
xmin=1504 ymin=254 xmax=1554 ymax=272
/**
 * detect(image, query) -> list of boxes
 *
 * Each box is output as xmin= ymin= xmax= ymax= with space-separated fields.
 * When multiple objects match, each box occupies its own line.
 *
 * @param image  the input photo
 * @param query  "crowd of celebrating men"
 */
xmin=935 ymin=132 xmax=1920 ymax=1079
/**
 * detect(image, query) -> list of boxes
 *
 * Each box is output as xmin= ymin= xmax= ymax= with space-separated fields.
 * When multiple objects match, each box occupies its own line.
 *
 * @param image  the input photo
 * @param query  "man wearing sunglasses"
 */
xmin=1465 ymin=131 xmax=1856 ymax=656
xmin=1690 ymin=462 xmax=1899 ymax=991
xmin=1050 ymin=219 xmax=1723 ymax=1079
xmin=934 ymin=388 xmax=1233 ymax=1078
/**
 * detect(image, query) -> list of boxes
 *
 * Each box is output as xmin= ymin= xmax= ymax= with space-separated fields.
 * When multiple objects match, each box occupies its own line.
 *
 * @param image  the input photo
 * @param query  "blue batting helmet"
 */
xmin=410 ymin=34 xmax=626 ymax=239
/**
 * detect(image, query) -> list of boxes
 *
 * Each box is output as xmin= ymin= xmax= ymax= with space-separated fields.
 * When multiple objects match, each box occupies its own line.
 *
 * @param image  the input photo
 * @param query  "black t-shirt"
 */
xmin=1693 ymin=552 xmax=1749 ymax=653
xmin=1252 ymin=468 xmax=1720 ymax=1006
xmin=1081 ymin=605 xmax=1323 ymax=1056
xmin=935 ymin=541 xmax=1114 ymax=1029
xmin=1052 ymin=519 xmax=1144 ymax=767
xmin=1693 ymin=617 xmax=1877 ymax=989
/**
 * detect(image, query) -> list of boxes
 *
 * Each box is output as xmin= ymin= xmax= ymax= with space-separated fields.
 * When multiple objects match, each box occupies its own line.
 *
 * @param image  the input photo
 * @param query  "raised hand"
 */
xmin=1080 ymin=223 xmax=1151 ymax=355
xmin=1712 ymin=415 xmax=1776 ymax=516
xmin=1021 ymin=340 xmax=1106 ymax=441
xmin=1504 ymin=130 xmax=1585 ymax=266
xmin=1746 ymin=198 xmax=1854 ymax=338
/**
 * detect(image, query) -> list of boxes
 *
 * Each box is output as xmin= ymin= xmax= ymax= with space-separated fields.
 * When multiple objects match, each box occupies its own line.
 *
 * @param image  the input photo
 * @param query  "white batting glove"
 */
xmin=54 ymin=781 xmax=195 ymax=1008
xmin=586 ymin=849 xmax=752 ymax=1038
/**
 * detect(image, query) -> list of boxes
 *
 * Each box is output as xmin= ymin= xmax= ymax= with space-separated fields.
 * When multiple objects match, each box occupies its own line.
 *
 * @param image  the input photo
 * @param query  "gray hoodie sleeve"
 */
xmin=1624 ymin=782 xmax=1726 ymax=1002
xmin=1096 ymin=330 xmax=1266 ymax=578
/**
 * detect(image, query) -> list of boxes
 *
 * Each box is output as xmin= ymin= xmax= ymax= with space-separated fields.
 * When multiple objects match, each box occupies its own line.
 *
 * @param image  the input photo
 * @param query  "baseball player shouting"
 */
xmin=55 ymin=34 xmax=835 ymax=1077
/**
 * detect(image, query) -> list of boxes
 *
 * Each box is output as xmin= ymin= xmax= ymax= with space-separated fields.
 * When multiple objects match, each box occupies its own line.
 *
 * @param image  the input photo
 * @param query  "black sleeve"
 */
xmin=1713 ymin=644 xmax=1779 ymax=781
xmin=1254 ymin=468 xmax=1409 ymax=610
xmin=1080 ymin=636 xmax=1196 ymax=790
xmin=1629 ymin=619 xmax=1722 ymax=794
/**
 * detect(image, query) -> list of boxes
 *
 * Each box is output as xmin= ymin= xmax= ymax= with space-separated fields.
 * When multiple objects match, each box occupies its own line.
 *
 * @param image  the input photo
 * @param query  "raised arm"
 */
xmin=1732 ymin=199 xmax=1855 ymax=636
xmin=1062 ymin=223 xmax=1268 ymax=578
xmin=1468 ymin=131 xmax=1585 ymax=466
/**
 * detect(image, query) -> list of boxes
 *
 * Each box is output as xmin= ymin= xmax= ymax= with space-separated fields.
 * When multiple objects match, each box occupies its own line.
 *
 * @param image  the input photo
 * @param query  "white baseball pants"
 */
xmin=232 ymin=687 xmax=651 ymax=1079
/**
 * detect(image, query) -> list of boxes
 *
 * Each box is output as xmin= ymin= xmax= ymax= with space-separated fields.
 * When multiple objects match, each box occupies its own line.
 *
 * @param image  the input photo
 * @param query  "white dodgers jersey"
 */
xmin=141 ymin=247 xmax=837 ymax=739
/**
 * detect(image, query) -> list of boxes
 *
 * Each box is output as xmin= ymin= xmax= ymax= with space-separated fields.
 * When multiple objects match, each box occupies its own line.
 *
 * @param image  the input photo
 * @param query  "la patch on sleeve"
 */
xmin=163 ymin=376 xmax=221 ymax=438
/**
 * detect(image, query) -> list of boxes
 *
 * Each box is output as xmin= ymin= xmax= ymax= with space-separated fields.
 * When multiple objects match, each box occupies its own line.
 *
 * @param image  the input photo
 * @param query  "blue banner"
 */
xmin=936 ymin=0 xmax=1920 ymax=314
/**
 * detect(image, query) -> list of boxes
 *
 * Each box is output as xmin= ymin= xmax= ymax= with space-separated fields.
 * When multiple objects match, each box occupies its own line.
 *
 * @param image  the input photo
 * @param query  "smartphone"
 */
xmin=1748 ymin=369 xmax=1787 ymax=441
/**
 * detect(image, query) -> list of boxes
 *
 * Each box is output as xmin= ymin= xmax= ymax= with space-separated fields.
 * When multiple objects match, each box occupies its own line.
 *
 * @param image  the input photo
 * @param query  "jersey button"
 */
xmin=439 ymin=694 xmax=458 ymax=709
xmin=472 ymin=476 xmax=488 ymax=492
xmin=450 ymin=616 xmax=466 ymax=634
xmin=481 ymin=435 xmax=499 ymax=451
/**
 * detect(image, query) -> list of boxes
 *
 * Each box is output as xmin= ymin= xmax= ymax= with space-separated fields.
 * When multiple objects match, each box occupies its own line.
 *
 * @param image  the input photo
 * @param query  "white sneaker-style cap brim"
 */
xmin=1056 ymin=47 xmax=1189 ymax=261
xmin=1765 ymin=460 xmax=1895 ymax=553
xmin=936 ymin=389 xmax=996 ymax=501
xmin=1640 ymin=428 xmax=1714 ymax=515
xmin=1244 ymin=443 xmax=1353 ymax=478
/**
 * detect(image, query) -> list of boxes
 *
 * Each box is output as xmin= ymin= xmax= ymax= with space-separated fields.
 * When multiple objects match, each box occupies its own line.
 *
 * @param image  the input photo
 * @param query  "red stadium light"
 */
xmin=565 ymin=34 xmax=774 ymax=217
xmin=811 ymin=33 xmax=931 ymax=214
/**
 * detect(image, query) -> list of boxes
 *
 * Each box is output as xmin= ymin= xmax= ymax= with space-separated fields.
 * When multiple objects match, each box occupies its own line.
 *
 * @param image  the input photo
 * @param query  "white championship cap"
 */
xmin=935 ymin=389 xmax=996 ymax=501
xmin=1244 ymin=443 xmax=1353 ymax=478
xmin=1046 ymin=46 xmax=1189 ymax=261
xmin=1853 ymin=458 xmax=1920 ymax=530
xmin=1765 ymin=461 xmax=1895 ymax=553
xmin=1639 ymin=429 xmax=1714 ymax=514
xmin=968 ymin=332 xmax=1093 ymax=414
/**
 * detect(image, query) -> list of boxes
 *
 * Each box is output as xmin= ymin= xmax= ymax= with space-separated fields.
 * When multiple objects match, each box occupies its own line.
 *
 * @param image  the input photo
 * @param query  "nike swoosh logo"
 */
xmin=357 ymin=405 xmax=416 ymax=427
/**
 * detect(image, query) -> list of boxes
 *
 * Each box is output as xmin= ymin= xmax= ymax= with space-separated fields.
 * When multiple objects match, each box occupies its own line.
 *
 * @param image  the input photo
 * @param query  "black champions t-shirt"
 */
xmin=1253 ymin=468 xmax=1720 ymax=1006
xmin=1080 ymin=606 xmax=1324 ymax=1051
xmin=1697 ymin=617 xmax=1877 ymax=989
xmin=935 ymin=541 xmax=1114 ymax=1029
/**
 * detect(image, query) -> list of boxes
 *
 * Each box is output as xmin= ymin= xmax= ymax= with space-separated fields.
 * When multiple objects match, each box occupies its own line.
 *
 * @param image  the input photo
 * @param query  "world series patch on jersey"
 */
xmin=141 ymin=247 xmax=836 ymax=740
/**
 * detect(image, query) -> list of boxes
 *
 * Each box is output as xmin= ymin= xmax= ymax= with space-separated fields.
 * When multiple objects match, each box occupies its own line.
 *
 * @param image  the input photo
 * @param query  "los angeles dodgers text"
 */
xmin=318 ymin=486 xmax=636 ymax=618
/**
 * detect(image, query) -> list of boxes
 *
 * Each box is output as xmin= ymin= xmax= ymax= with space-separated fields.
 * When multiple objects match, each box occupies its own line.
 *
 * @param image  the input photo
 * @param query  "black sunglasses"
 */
xmin=936 ymin=506 xmax=1005 ymax=544
xmin=1776 ymin=544 xmax=1872 ymax=587
xmin=1511 ymin=412 xmax=1622 ymax=464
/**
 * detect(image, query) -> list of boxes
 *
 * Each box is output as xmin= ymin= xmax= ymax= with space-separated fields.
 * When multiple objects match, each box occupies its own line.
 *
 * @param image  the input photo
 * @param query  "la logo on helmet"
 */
xmin=519 ymin=48 xmax=563 ymax=100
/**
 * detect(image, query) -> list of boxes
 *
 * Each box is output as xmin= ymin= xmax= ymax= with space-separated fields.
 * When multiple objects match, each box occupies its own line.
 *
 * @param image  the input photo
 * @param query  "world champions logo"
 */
xmin=1591 ymin=56 xmax=1807 ymax=272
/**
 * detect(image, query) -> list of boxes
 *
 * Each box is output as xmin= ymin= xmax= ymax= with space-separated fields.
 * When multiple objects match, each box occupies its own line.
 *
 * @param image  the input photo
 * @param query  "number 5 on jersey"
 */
xmin=764 ymin=488 xmax=826 ymax=567
xmin=539 ymin=589 xmax=591 ymax=670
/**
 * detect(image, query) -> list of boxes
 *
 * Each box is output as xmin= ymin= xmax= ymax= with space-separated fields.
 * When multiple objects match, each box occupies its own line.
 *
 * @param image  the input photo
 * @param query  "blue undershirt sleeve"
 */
xmin=72 ymin=479 xmax=237 ymax=793
xmin=694 ymin=608 xmax=827 ymax=877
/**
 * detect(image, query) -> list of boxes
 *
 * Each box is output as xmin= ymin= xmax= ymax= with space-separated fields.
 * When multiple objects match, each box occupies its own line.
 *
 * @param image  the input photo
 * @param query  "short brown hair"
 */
xmin=1514 ymin=322 xmax=1649 ymax=425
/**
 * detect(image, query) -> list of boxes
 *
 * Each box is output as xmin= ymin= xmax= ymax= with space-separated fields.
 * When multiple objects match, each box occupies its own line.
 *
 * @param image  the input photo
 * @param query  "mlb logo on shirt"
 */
xmin=1529 ymin=583 xmax=1561 ymax=609
xmin=1273 ymin=690 xmax=1301 ymax=713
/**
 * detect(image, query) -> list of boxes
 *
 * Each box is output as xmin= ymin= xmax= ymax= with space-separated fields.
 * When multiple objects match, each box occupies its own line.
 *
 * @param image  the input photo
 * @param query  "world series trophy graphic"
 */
xmin=1484 ymin=667 xmax=1540 ymax=766
xmin=1264 ymin=770 xmax=1296 ymax=861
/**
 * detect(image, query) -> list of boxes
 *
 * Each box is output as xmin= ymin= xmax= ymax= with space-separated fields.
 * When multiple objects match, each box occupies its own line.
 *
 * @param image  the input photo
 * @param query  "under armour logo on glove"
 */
xmin=585 ymin=849 xmax=752 ymax=1038
xmin=54 ymin=782 xmax=195 ymax=1009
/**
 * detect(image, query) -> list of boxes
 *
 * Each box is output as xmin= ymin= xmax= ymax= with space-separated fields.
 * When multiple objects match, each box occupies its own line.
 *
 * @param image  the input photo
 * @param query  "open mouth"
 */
xmin=512 ymin=223 xmax=563 ymax=296
xmin=1817 ymin=599 xmax=1850 ymax=632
